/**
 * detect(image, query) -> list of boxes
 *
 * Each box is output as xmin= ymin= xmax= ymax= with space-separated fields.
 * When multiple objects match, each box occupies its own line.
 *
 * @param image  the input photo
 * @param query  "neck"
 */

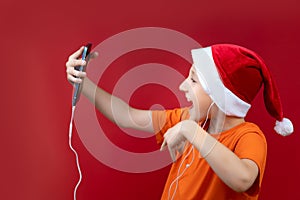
xmin=207 ymin=109 xmax=245 ymax=134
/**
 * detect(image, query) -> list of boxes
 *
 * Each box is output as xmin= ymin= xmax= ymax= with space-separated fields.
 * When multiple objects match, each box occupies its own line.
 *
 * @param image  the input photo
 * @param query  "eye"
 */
xmin=191 ymin=77 xmax=197 ymax=83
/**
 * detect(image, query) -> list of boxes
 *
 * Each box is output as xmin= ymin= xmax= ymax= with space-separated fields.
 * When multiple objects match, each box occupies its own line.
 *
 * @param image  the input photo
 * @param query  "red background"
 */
xmin=1 ymin=0 xmax=299 ymax=199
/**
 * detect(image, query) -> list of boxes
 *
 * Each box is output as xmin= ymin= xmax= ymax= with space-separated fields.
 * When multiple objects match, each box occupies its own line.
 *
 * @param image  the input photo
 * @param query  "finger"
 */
xmin=66 ymin=67 xmax=87 ymax=78
xmin=160 ymin=130 xmax=168 ymax=151
xmin=177 ymin=141 xmax=186 ymax=154
xmin=73 ymin=70 xmax=87 ymax=78
xmin=68 ymin=46 xmax=85 ymax=60
xmin=67 ymin=74 xmax=82 ymax=84
xmin=160 ymin=128 xmax=172 ymax=151
xmin=66 ymin=59 xmax=86 ymax=68
xmin=168 ymin=145 xmax=176 ymax=162
xmin=88 ymin=51 xmax=99 ymax=60
xmin=164 ymin=129 xmax=177 ymax=146
xmin=160 ymin=139 xmax=167 ymax=151
xmin=85 ymin=52 xmax=98 ymax=64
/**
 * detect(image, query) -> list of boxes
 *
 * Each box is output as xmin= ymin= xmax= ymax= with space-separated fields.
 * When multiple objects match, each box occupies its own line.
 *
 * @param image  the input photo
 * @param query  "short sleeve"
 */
xmin=234 ymin=131 xmax=267 ymax=196
xmin=152 ymin=108 xmax=189 ymax=145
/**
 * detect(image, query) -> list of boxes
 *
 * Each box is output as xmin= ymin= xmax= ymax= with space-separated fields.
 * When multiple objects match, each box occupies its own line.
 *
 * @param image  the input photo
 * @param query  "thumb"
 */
xmin=87 ymin=51 xmax=99 ymax=61
xmin=84 ymin=52 xmax=99 ymax=72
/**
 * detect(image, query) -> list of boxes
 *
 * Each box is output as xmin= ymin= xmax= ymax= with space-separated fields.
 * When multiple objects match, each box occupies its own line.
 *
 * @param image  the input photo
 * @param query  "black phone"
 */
xmin=74 ymin=43 xmax=92 ymax=72
xmin=72 ymin=43 xmax=93 ymax=106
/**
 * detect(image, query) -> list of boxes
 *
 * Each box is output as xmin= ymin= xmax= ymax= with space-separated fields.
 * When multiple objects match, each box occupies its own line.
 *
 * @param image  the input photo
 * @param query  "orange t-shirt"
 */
xmin=152 ymin=108 xmax=267 ymax=200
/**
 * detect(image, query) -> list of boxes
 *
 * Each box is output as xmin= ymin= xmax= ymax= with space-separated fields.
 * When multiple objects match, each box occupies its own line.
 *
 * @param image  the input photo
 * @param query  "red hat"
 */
xmin=191 ymin=44 xmax=293 ymax=136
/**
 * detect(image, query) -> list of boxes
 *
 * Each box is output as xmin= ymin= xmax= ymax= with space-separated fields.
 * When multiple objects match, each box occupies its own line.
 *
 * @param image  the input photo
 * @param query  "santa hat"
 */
xmin=191 ymin=44 xmax=293 ymax=136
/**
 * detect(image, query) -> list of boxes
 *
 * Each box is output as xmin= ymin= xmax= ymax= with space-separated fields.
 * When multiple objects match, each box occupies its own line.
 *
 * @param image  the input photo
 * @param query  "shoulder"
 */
xmin=152 ymin=107 xmax=190 ymax=144
xmin=224 ymin=122 xmax=265 ymax=139
xmin=152 ymin=107 xmax=190 ymax=125
xmin=218 ymin=122 xmax=267 ymax=151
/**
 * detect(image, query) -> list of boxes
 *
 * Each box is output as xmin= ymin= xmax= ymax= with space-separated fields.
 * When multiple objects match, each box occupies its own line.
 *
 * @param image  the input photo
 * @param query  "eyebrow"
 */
xmin=190 ymin=69 xmax=199 ymax=81
xmin=191 ymin=69 xmax=195 ymax=76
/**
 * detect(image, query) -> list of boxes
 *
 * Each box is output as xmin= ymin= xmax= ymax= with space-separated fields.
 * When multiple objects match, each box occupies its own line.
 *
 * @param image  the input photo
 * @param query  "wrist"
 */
xmin=181 ymin=120 xmax=202 ymax=142
xmin=183 ymin=121 xmax=208 ymax=151
xmin=200 ymin=134 xmax=218 ymax=159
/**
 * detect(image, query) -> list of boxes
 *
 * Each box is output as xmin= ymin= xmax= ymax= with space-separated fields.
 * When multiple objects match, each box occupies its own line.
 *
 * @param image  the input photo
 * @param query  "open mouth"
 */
xmin=185 ymin=96 xmax=193 ymax=107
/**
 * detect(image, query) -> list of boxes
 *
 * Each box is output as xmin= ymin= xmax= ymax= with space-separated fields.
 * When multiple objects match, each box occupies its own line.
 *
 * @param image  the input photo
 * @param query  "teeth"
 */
xmin=185 ymin=94 xmax=192 ymax=103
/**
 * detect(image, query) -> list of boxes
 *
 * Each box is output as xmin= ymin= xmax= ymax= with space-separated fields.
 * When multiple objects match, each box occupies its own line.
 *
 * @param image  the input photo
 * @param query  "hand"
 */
xmin=160 ymin=120 xmax=200 ymax=162
xmin=65 ymin=46 xmax=98 ymax=84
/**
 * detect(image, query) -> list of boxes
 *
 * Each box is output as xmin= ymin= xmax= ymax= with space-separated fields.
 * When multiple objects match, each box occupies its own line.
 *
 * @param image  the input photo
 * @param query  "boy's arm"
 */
xmin=66 ymin=47 xmax=154 ymax=133
xmin=82 ymin=78 xmax=154 ymax=132
xmin=162 ymin=120 xmax=263 ymax=193
xmin=196 ymin=132 xmax=259 ymax=193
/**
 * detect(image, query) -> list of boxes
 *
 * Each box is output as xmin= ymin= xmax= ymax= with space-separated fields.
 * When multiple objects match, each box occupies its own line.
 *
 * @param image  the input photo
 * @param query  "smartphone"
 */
xmin=72 ymin=43 xmax=93 ymax=107
xmin=74 ymin=43 xmax=92 ymax=72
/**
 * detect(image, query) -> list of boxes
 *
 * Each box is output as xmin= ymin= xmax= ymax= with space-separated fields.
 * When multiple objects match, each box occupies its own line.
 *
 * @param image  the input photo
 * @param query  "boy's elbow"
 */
xmin=231 ymin=173 xmax=257 ymax=193
xmin=230 ymin=159 xmax=259 ymax=193
xmin=232 ymin=183 xmax=252 ymax=193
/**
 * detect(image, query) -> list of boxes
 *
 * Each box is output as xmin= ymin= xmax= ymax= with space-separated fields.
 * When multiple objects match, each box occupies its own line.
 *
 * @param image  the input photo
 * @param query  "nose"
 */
xmin=179 ymin=78 xmax=188 ymax=92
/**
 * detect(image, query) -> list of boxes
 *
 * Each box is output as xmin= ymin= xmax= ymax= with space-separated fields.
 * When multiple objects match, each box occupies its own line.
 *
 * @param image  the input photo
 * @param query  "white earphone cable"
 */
xmin=68 ymin=106 xmax=82 ymax=200
xmin=167 ymin=102 xmax=214 ymax=200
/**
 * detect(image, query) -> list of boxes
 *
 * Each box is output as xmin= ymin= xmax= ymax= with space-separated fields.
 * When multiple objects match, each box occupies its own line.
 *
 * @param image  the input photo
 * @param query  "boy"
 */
xmin=66 ymin=44 xmax=293 ymax=199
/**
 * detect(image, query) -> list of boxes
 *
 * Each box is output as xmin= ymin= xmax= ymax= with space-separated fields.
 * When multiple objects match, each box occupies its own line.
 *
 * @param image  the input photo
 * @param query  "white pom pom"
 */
xmin=274 ymin=118 xmax=294 ymax=136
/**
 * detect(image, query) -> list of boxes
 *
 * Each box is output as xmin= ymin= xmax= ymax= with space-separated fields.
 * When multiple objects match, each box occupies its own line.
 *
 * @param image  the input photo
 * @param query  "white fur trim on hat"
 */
xmin=191 ymin=47 xmax=251 ymax=117
xmin=274 ymin=118 xmax=294 ymax=136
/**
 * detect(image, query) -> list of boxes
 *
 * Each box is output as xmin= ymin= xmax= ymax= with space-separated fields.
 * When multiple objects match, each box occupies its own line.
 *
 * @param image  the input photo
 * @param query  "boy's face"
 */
xmin=179 ymin=66 xmax=212 ymax=122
